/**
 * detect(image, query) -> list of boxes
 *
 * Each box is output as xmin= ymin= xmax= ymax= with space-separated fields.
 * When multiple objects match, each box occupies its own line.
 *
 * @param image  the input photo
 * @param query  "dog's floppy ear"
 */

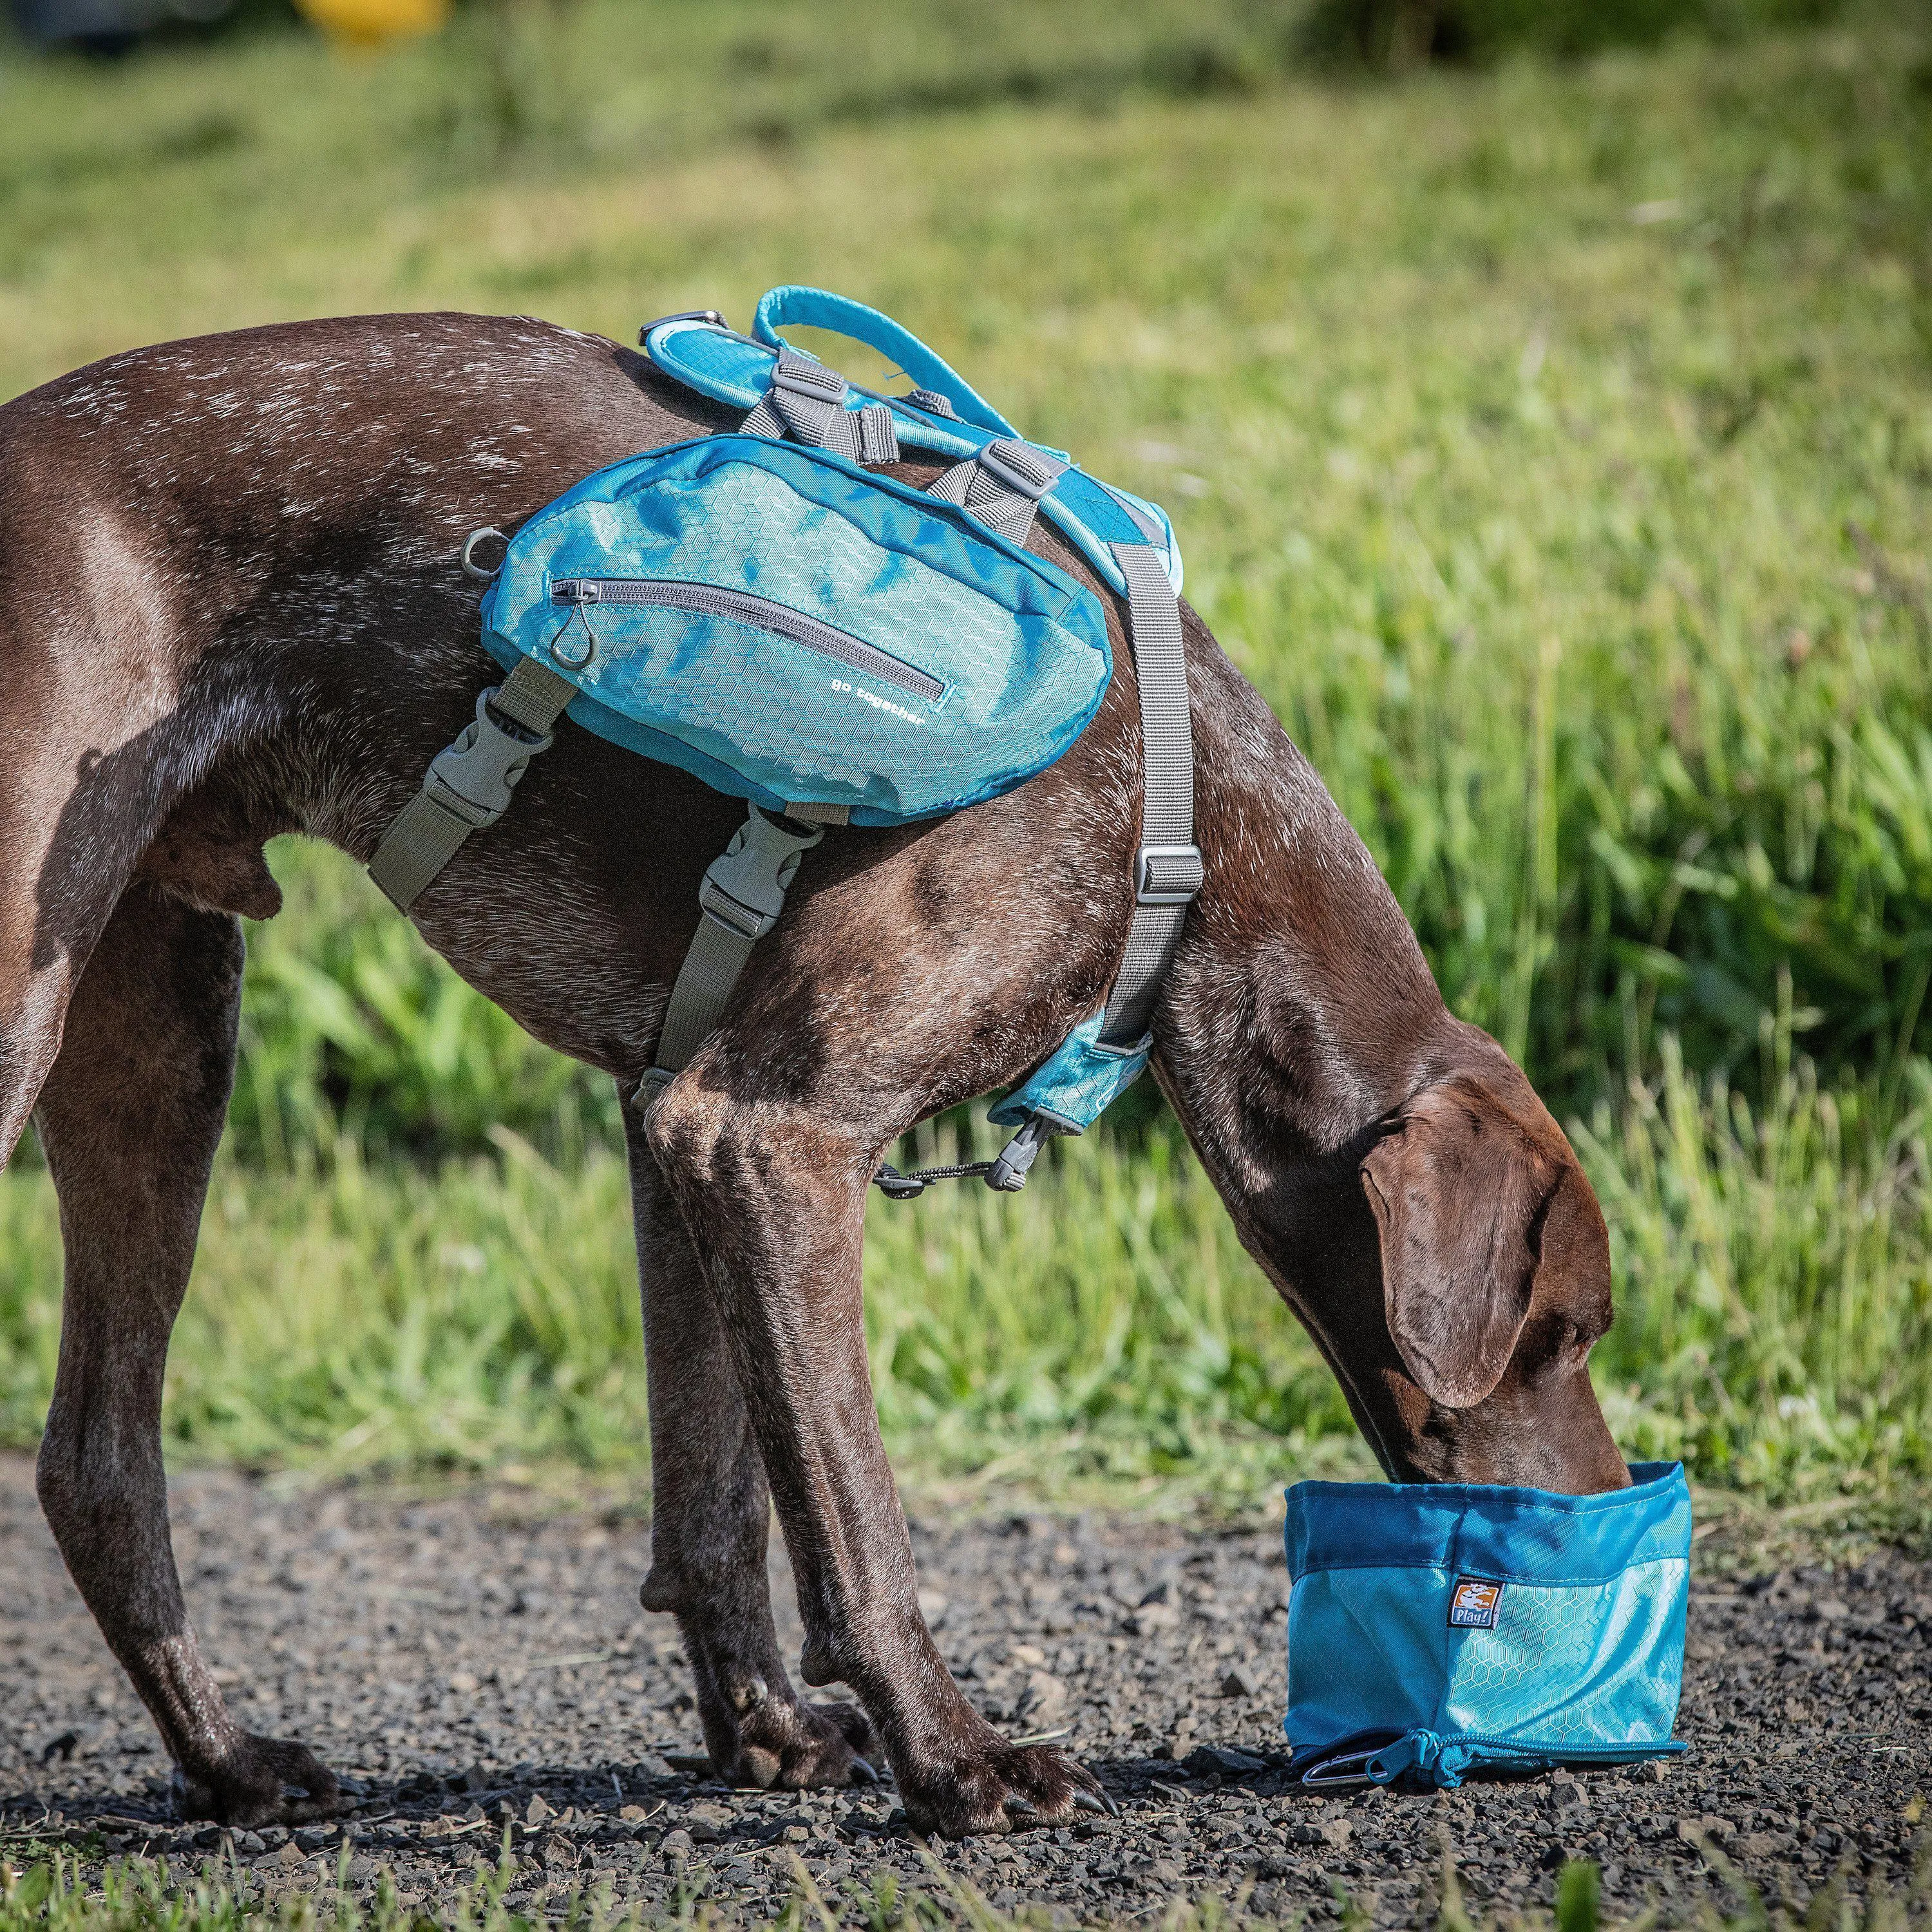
xmin=1359 ymin=1078 xmax=1557 ymax=1410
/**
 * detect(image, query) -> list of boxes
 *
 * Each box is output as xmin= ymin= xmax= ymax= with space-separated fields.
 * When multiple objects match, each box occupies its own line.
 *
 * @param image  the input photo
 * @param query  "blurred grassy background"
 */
xmin=1 ymin=0 xmax=1929 ymax=1505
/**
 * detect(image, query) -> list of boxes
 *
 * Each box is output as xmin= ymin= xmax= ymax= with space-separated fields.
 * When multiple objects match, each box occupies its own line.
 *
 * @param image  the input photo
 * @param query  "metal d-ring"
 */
xmin=461 ymin=527 xmax=511 ymax=582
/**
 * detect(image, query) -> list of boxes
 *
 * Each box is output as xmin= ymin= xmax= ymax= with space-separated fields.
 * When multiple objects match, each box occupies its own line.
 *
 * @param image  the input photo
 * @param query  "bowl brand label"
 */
xmin=1449 ymin=1577 xmax=1504 ymax=1629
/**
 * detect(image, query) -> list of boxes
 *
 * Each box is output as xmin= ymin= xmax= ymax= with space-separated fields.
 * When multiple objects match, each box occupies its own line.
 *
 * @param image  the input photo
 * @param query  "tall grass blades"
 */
xmin=1580 ymin=1034 xmax=1932 ymax=1496
xmin=6 ymin=1036 xmax=1929 ymax=1499
xmin=231 ymin=843 xmax=620 ymax=1165
xmin=860 ymin=1119 xmax=1361 ymax=1501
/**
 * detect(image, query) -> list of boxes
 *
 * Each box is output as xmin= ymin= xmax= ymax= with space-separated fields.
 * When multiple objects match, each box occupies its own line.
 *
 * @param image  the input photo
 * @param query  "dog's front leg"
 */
xmin=625 ymin=1107 xmax=876 ymax=1788
xmin=32 ymin=884 xmax=340 ymax=1828
xmin=644 ymin=1077 xmax=1106 ymax=1838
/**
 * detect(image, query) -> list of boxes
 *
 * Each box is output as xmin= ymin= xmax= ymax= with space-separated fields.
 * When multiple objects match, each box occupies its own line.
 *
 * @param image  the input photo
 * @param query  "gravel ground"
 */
xmin=3 ymin=1454 xmax=1929 ymax=1926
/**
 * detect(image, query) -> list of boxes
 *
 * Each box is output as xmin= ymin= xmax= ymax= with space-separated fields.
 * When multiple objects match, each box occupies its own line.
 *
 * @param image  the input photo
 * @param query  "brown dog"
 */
xmin=0 ymin=314 xmax=1629 ymax=1838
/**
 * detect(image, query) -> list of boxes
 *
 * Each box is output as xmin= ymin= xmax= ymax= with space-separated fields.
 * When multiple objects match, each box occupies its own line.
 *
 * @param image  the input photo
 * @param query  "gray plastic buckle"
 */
xmin=697 ymin=806 xmax=825 ymax=942
xmin=985 ymin=1114 xmax=1053 ymax=1193
xmin=977 ymin=439 xmax=1064 ymax=500
xmin=1135 ymin=842 xmax=1204 ymax=906
xmin=423 ymin=689 xmax=553 ymax=829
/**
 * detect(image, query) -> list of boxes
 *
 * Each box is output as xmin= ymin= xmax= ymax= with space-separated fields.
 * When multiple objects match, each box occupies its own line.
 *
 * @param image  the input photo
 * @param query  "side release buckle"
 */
xmin=985 ymin=1115 xmax=1053 ymax=1192
xmin=696 ymin=806 xmax=825 ymax=942
xmin=424 ymin=688 xmax=553 ymax=830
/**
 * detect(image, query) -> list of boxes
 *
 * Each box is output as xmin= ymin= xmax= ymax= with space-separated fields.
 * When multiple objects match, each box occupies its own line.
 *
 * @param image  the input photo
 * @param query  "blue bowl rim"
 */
xmin=1282 ymin=1463 xmax=1692 ymax=1586
xmin=1282 ymin=1460 xmax=1684 ymax=1516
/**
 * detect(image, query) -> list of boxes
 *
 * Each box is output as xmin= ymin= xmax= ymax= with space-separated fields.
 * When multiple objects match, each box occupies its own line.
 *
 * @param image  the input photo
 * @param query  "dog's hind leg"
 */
xmin=627 ymin=1110 xmax=876 ymax=1787
xmin=31 ymin=880 xmax=339 ymax=1827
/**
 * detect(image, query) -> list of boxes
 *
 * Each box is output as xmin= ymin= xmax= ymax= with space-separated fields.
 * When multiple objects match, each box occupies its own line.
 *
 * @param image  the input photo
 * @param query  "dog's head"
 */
xmin=1350 ymin=1066 xmax=1628 ymax=1492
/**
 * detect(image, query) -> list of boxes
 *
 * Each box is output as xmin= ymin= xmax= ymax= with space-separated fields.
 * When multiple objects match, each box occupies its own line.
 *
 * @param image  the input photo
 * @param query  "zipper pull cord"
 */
xmin=549 ymin=582 xmax=599 ymax=671
xmin=871 ymin=1158 xmax=996 ymax=1200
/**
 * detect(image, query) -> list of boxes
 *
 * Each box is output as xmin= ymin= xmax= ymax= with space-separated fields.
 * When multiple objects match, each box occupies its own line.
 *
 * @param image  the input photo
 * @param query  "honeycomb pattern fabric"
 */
xmin=988 ymin=1008 xmax=1151 ymax=1135
xmin=1280 ymin=1463 xmax=1691 ymax=1788
xmin=481 ymin=436 xmax=1112 ymax=826
xmin=1443 ymin=1564 xmax=1687 ymax=1745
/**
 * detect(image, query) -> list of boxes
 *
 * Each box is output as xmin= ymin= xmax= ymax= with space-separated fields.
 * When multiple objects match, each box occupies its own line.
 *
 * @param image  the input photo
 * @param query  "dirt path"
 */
xmin=3 ymin=1455 xmax=1927 ymax=1925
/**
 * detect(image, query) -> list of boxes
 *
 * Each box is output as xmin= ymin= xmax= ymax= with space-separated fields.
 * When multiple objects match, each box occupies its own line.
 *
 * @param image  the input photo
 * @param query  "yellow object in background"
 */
xmin=294 ymin=0 xmax=451 ymax=50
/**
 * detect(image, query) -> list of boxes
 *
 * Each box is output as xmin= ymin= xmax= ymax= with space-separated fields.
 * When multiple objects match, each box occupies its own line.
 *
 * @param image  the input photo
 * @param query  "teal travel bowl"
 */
xmin=1282 ymin=1461 xmax=1692 ymax=1789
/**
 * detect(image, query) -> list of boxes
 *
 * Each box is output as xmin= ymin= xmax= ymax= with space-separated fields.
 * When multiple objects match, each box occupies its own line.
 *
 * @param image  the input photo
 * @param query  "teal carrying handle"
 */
xmin=752 ymin=286 xmax=1019 ymax=439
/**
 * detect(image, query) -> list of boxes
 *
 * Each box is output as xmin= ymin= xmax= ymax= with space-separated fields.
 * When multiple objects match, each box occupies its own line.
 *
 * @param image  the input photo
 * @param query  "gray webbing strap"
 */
xmin=1099 ymin=542 xmax=1201 ymax=1047
xmin=927 ymin=439 xmax=1066 ymax=546
xmin=638 ymin=806 xmax=825 ymax=1110
xmin=743 ymin=348 xmax=899 ymax=464
xmin=368 ymin=656 xmax=578 ymax=912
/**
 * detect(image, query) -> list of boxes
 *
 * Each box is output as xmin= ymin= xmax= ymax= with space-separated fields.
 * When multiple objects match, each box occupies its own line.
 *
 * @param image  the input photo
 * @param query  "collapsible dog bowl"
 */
xmin=1282 ymin=1461 xmax=1690 ymax=1789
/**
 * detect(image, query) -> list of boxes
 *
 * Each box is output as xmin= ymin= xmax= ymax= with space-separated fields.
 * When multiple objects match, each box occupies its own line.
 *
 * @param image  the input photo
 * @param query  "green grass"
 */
xmin=4 ymin=1842 xmax=1926 ymax=1932
xmin=2 ymin=1 xmax=1931 ymax=1502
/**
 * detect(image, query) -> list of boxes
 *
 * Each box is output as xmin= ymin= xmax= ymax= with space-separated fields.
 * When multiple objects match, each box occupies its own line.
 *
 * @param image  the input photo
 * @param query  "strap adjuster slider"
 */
xmin=770 ymin=351 xmax=848 ymax=403
xmin=1135 ymin=843 xmax=1203 ymax=906
xmin=976 ymin=439 xmax=1063 ymax=501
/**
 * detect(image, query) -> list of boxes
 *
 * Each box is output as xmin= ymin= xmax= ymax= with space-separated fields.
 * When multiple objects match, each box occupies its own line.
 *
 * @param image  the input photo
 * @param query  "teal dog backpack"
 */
xmin=368 ymin=289 xmax=1200 ymax=1189
xmin=1281 ymin=1463 xmax=1692 ymax=1789
xmin=482 ymin=436 xmax=1115 ymax=826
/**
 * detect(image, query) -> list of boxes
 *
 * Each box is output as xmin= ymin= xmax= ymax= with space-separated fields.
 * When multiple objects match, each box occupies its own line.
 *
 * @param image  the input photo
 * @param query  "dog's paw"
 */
xmin=711 ymin=1696 xmax=878 ymax=1790
xmin=897 ymin=1739 xmax=1113 ymax=1839
xmin=173 ymin=1734 xmax=343 ymax=1828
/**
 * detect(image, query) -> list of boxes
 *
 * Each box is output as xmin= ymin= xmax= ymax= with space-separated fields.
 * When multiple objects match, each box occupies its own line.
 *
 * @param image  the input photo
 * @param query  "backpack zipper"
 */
xmin=551 ymin=578 xmax=945 ymax=706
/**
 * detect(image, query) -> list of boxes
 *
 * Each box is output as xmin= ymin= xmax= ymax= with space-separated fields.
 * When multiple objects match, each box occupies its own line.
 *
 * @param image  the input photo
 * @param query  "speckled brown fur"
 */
xmin=0 ymin=314 xmax=1627 ymax=1838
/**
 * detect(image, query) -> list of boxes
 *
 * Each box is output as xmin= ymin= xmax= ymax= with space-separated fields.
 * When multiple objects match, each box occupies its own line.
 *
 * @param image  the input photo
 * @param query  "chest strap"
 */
xmin=636 ymin=806 xmax=824 ymax=1111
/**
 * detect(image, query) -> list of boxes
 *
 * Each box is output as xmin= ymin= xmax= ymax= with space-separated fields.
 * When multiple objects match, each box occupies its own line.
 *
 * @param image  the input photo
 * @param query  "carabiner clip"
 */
xmin=1299 ymin=1747 xmax=1383 ymax=1790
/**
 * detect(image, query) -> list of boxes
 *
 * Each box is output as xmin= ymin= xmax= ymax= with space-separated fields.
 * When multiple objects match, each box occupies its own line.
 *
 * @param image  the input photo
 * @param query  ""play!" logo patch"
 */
xmin=1448 ymin=1577 xmax=1504 ymax=1629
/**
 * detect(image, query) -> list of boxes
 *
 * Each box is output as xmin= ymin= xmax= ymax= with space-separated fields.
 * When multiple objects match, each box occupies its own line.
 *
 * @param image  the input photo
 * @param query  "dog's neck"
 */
xmin=1159 ymin=618 xmax=1454 ymax=1158
xmin=1151 ymin=623 xmax=1470 ymax=1469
